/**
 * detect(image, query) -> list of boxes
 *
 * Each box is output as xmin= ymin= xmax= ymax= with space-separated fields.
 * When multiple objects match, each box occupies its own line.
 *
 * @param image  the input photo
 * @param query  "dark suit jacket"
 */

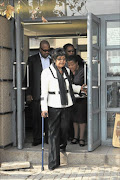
xmin=25 ymin=53 xmax=52 ymax=101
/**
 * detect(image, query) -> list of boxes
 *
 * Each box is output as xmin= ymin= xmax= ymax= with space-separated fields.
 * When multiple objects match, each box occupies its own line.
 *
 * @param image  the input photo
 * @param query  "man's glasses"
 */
xmin=41 ymin=47 xmax=50 ymax=52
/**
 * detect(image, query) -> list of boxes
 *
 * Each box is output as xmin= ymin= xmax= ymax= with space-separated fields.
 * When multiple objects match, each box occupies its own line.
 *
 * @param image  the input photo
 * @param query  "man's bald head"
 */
xmin=40 ymin=40 xmax=50 ymax=58
xmin=40 ymin=40 xmax=50 ymax=48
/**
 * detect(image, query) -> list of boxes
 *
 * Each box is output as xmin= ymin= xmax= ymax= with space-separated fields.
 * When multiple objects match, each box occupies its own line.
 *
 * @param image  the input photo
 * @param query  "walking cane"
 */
xmin=41 ymin=116 xmax=44 ymax=171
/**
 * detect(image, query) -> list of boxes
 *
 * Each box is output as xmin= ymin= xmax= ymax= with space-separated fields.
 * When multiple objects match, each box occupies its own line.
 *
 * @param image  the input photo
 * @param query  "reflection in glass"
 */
xmin=93 ymin=113 xmax=99 ymax=142
xmin=107 ymin=21 xmax=120 ymax=46
xmin=106 ymin=50 xmax=120 ymax=76
xmin=107 ymin=82 xmax=120 ymax=108
xmin=92 ymin=88 xmax=99 ymax=110
xmin=92 ymin=22 xmax=99 ymax=45
xmin=107 ymin=112 xmax=117 ymax=138
xmin=93 ymin=49 xmax=99 ymax=60
xmin=92 ymin=63 xmax=98 ymax=86
xmin=92 ymin=49 xmax=99 ymax=86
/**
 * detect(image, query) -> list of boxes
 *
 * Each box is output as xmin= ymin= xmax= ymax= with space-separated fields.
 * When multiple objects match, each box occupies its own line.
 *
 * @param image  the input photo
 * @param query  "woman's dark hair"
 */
xmin=67 ymin=55 xmax=84 ymax=67
xmin=63 ymin=43 xmax=74 ymax=51
xmin=51 ymin=48 xmax=66 ymax=61
xmin=66 ymin=55 xmax=78 ymax=63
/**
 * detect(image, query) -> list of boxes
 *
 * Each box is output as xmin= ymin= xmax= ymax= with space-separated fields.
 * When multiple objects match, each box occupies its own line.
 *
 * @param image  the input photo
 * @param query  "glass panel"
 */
xmin=92 ymin=49 xmax=99 ymax=86
xmin=107 ymin=112 xmax=118 ymax=138
xmin=92 ymin=22 xmax=99 ymax=46
xmin=92 ymin=88 xmax=99 ymax=110
xmin=92 ymin=63 xmax=98 ymax=86
xmin=107 ymin=82 xmax=120 ymax=108
xmin=93 ymin=113 xmax=99 ymax=142
xmin=107 ymin=21 xmax=120 ymax=46
xmin=93 ymin=49 xmax=99 ymax=60
xmin=106 ymin=50 xmax=120 ymax=76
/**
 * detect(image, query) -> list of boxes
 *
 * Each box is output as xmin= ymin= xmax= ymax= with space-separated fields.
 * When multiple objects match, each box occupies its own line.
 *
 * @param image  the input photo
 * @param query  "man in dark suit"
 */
xmin=26 ymin=40 xmax=52 ymax=146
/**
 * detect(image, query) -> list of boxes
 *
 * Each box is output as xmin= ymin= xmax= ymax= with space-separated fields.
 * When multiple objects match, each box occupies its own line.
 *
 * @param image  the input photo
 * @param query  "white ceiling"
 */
xmin=22 ymin=19 xmax=87 ymax=37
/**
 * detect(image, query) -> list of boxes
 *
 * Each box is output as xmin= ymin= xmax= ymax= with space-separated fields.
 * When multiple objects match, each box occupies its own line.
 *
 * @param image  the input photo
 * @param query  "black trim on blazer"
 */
xmin=48 ymin=90 xmax=69 ymax=94
xmin=49 ymin=67 xmax=58 ymax=79
xmin=49 ymin=67 xmax=67 ymax=80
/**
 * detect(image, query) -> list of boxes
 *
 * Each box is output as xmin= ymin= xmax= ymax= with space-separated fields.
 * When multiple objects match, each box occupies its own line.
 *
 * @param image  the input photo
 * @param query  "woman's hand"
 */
xmin=81 ymin=84 xmax=87 ymax=94
xmin=41 ymin=111 xmax=48 ymax=118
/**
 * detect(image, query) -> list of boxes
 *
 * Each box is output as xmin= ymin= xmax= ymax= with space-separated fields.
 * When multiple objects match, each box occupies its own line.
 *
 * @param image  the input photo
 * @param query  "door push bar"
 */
xmin=83 ymin=59 xmax=100 ymax=89
xmin=91 ymin=59 xmax=100 ymax=88
xmin=13 ymin=62 xmax=29 ymax=90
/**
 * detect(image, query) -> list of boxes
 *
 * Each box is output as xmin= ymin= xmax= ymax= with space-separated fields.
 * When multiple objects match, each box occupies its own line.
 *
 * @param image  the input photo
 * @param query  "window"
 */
xmin=107 ymin=21 xmax=120 ymax=46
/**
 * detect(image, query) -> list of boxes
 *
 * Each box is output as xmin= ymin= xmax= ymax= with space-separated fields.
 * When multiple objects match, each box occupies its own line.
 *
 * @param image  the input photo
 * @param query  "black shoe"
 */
xmin=49 ymin=167 xmax=55 ymax=171
xmin=32 ymin=140 xmax=42 ymax=146
xmin=49 ymin=165 xmax=59 ymax=171
xmin=79 ymin=139 xmax=85 ymax=147
xmin=60 ymin=148 xmax=66 ymax=152
xmin=70 ymin=138 xmax=78 ymax=144
xmin=60 ymin=144 xmax=66 ymax=152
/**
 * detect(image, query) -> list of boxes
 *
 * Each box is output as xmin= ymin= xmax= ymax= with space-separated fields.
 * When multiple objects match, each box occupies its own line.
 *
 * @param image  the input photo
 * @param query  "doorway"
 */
xmin=15 ymin=14 xmax=101 ymax=151
xmin=25 ymin=36 xmax=88 ymax=145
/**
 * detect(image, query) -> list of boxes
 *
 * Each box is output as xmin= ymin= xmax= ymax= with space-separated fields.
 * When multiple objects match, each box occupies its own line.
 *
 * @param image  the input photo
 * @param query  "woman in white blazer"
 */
xmin=41 ymin=48 xmax=86 ymax=170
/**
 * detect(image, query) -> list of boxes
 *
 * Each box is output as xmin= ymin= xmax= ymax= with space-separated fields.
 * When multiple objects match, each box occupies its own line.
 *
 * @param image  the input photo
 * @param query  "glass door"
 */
xmin=87 ymin=13 xmax=101 ymax=151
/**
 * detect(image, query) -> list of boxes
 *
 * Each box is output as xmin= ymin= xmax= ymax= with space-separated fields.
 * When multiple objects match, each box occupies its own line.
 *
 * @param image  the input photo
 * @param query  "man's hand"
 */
xmin=41 ymin=111 xmax=48 ymax=118
xmin=26 ymin=95 xmax=33 ymax=102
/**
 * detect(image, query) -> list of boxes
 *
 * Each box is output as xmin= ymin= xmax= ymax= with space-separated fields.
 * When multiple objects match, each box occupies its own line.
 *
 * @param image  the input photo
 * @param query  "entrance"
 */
xmin=14 ymin=13 xmax=101 ymax=151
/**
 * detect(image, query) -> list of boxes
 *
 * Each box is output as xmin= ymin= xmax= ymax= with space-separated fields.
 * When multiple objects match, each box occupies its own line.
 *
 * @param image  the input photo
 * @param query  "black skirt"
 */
xmin=71 ymin=98 xmax=87 ymax=124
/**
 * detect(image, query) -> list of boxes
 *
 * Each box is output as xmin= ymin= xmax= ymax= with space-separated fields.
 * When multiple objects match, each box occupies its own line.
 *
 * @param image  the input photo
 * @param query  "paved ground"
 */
xmin=0 ymin=164 xmax=120 ymax=180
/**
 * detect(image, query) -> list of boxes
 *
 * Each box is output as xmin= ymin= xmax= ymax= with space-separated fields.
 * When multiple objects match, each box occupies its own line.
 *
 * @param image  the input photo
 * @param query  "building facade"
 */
xmin=0 ymin=0 xmax=120 ymax=150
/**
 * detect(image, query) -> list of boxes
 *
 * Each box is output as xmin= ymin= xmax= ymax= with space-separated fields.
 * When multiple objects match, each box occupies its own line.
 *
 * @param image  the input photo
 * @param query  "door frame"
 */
xmin=87 ymin=13 xmax=101 ymax=151
xmin=15 ymin=14 xmax=102 ymax=150
xmin=98 ymin=14 xmax=120 ymax=145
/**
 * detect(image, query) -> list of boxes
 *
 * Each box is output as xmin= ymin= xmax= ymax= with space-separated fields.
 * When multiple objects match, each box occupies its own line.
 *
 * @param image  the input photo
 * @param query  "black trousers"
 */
xmin=32 ymin=101 xmax=48 ymax=142
xmin=48 ymin=106 xmax=71 ymax=169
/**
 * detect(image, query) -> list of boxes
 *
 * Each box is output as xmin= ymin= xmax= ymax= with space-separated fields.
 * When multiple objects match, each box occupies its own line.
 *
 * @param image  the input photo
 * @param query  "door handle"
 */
xmin=84 ymin=61 xmax=87 ymax=84
xmin=13 ymin=64 xmax=16 ymax=88
xmin=26 ymin=65 xmax=29 ymax=88
xmin=13 ymin=62 xmax=29 ymax=90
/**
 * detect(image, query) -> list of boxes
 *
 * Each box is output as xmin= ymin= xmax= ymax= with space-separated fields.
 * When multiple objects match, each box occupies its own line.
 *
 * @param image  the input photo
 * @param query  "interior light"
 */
xmin=21 ymin=21 xmax=72 ymax=25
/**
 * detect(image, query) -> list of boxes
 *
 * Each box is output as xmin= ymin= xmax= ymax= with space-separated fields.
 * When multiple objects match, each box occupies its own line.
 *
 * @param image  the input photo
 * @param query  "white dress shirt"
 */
xmin=39 ymin=53 xmax=50 ymax=70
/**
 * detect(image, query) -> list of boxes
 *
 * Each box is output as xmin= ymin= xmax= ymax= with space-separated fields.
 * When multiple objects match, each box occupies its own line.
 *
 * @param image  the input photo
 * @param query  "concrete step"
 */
xmin=0 ymin=143 xmax=120 ymax=167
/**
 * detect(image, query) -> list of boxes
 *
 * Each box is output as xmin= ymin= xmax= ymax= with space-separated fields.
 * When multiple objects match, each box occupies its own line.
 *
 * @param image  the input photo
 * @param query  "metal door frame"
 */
xmin=99 ymin=14 xmax=120 ymax=145
xmin=15 ymin=14 xmax=103 ymax=150
xmin=87 ymin=13 xmax=101 ymax=151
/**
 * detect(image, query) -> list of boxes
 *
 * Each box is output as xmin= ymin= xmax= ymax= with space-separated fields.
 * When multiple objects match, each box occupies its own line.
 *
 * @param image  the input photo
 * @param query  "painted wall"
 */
xmin=67 ymin=0 xmax=120 ymax=16
xmin=86 ymin=0 xmax=120 ymax=15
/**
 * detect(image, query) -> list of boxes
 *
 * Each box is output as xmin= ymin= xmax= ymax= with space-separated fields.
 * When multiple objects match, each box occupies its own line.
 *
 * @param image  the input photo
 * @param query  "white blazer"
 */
xmin=41 ymin=64 xmax=81 ymax=111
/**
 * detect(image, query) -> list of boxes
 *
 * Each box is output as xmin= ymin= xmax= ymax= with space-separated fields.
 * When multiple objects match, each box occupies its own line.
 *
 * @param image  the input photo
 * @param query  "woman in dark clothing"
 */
xmin=67 ymin=55 xmax=87 ymax=146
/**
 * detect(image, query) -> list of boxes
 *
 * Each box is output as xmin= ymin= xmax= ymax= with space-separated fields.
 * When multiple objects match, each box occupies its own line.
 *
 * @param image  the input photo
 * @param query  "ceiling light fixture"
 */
xmin=21 ymin=21 xmax=72 ymax=25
